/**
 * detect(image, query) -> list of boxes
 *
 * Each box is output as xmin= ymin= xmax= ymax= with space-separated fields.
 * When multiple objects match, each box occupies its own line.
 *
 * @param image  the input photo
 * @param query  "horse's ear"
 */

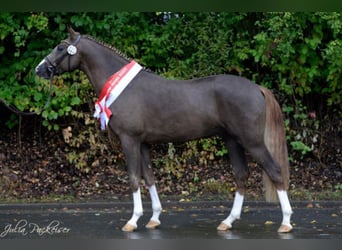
xmin=67 ymin=25 xmax=77 ymax=39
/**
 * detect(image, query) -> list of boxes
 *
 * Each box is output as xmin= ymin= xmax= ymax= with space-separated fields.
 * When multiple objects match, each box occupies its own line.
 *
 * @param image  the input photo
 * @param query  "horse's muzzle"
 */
xmin=35 ymin=59 xmax=53 ymax=79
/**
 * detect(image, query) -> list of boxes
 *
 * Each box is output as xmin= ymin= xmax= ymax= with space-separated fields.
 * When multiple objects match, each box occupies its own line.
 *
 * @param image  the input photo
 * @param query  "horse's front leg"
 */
xmin=120 ymin=135 xmax=143 ymax=232
xmin=141 ymin=144 xmax=162 ymax=229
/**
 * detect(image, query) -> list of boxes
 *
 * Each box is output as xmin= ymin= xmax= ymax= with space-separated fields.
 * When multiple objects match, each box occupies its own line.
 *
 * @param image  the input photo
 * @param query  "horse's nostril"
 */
xmin=48 ymin=66 xmax=54 ymax=73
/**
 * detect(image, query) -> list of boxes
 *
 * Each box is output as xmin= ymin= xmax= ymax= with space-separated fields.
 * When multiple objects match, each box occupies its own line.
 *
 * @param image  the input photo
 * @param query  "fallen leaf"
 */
xmin=306 ymin=203 xmax=313 ymax=208
xmin=265 ymin=220 xmax=274 ymax=225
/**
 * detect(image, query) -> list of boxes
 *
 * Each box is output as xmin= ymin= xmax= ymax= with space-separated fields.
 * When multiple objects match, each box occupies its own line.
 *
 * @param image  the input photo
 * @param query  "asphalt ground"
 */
xmin=0 ymin=200 xmax=340 ymax=239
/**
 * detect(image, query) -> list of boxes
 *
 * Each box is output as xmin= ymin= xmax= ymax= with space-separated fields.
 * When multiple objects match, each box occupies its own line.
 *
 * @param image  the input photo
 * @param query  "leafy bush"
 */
xmin=1 ymin=12 xmax=341 ymax=170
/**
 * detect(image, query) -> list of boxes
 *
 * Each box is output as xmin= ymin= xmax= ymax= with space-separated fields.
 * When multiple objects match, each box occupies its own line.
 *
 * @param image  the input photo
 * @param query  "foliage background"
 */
xmin=0 ymin=12 xmax=341 ymax=201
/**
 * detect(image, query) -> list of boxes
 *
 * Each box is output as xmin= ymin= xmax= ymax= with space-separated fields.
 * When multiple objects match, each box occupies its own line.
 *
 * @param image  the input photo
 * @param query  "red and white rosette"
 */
xmin=94 ymin=60 xmax=142 ymax=130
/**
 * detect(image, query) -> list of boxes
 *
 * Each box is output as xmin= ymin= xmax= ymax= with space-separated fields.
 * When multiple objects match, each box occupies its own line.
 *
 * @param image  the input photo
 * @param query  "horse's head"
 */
xmin=35 ymin=27 xmax=82 ymax=79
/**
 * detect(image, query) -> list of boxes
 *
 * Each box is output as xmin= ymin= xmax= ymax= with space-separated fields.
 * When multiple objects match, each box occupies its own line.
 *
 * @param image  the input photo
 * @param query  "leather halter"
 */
xmin=45 ymin=34 xmax=81 ymax=74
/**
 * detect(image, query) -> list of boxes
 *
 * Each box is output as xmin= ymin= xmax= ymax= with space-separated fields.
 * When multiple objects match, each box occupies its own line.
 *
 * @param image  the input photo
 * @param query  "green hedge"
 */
xmin=1 ymin=12 xmax=341 ymax=159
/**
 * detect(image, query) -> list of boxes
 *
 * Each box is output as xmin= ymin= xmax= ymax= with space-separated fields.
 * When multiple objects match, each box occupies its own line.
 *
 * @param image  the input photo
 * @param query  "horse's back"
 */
xmin=111 ymin=72 xmax=266 ymax=143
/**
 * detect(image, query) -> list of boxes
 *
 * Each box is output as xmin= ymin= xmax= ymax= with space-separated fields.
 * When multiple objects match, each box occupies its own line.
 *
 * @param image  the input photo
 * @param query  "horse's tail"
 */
xmin=259 ymin=86 xmax=289 ymax=202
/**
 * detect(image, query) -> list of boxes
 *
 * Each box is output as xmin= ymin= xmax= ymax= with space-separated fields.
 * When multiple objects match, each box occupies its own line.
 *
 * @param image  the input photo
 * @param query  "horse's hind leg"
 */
xmin=277 ymin=190 xmax=293 ymax=232
xmin=247 ymin=145 xmax=293 ymax=232
xmin=141 ymin=144 xmax=162 ymax=229
xmin=217 ymin=140 xmax=249 ymax=231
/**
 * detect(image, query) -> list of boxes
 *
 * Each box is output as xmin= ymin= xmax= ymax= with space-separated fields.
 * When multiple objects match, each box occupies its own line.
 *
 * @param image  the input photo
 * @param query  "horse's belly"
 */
xmin=143 ymin=117 xmax=222 ymax=143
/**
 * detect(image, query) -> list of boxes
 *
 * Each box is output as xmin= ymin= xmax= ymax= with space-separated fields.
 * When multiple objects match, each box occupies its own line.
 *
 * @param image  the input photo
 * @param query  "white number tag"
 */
xmin=67 ymin=45 xmax=77 ymax=55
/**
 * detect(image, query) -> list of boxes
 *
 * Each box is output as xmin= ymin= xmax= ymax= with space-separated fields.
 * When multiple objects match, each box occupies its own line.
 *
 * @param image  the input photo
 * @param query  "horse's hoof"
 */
xmin=217 ymin=222 xmax=231 ymax=231
xmin=277 ymin=224 xmax=293 ymax=233
xmin=122 ymin=223 xmax=137 ymax=232
xmin=145 ymin=220 xmax=161 ymax=229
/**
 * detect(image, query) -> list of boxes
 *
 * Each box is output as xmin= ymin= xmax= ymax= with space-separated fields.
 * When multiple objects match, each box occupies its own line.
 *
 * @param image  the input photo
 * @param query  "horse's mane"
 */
xmin=83 ymin=35 xmax=131 ymax=61
xmin=82 ymin=35 xmax=151 ymax=72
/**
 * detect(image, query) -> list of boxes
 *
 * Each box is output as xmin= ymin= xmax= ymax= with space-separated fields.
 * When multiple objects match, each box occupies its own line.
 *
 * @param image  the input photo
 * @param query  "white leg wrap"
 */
xmin=277 ymin=190 xmax=293 ymax=227
xmin=149 ymin=184 xmax=162 ymax=223
xmin=222 ymin=191 xmax=244 ymax=227
xmin=127 ymin=187 xmax=143 ymax=228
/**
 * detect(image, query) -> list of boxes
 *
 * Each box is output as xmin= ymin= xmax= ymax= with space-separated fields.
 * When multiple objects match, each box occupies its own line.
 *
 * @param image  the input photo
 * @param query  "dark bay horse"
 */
xmin=35 ymin=27 xmax=293 ymax=233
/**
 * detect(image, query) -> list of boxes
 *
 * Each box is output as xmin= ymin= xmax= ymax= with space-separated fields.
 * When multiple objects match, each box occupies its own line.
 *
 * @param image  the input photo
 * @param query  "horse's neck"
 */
xmin=80 ymin=40 xmax=130 ymax=96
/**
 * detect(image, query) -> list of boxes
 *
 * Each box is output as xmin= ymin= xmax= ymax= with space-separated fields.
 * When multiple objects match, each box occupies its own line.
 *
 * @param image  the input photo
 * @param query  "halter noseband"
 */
xmin=45 ymin=34 xmax=81 ymax=74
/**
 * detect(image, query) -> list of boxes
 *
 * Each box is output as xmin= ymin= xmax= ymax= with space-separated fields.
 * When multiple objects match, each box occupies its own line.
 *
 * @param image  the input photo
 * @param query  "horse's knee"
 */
xmin=129 ymin=175 xmax=141 ymax=192
xmin=142 ymin=168 xmax=155 ymax=187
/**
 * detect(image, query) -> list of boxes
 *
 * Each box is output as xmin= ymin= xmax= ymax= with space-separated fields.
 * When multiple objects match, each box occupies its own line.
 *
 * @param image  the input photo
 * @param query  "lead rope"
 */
xmin=0 ymin=71 xmax=54 ymax=116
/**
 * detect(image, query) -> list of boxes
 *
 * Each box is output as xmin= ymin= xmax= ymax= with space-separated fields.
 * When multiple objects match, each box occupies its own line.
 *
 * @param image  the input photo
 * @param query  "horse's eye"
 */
xmin=57 ymin=45 xmax=64 ymax=52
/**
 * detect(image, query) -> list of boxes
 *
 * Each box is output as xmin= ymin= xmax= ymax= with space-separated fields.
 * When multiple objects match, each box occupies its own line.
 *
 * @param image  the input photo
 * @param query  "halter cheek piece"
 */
xmin=45 ymin=34 xmax=81 ymax=74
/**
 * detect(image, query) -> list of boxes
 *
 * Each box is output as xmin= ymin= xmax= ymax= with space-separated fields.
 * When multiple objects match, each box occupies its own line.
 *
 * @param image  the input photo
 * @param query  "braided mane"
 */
xmin=83 ymin=35 xmax=132 ymax=61
xmin=83 ymin=35 xmax=152 ymax=73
